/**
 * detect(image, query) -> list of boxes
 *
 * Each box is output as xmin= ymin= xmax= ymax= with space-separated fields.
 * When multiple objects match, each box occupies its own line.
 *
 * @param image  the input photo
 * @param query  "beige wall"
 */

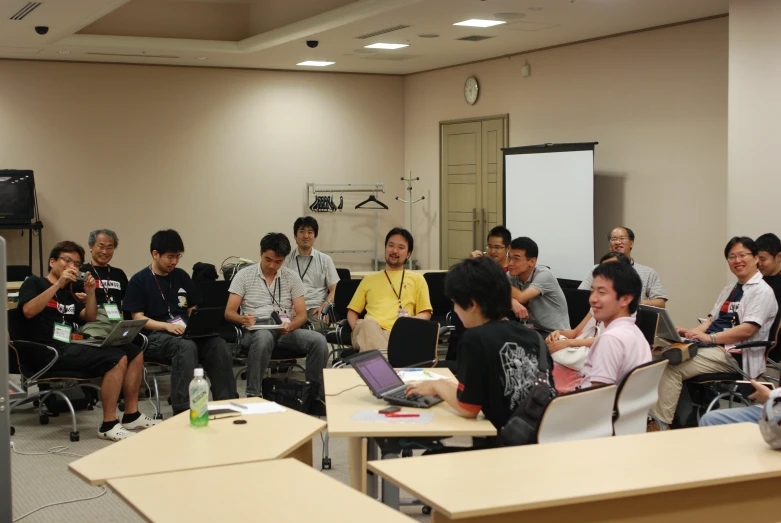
xmin=0 ymin=61 xmax=405 ymax=276
xmin=728 ymin=0 xmax=781 ymax=240
xmin=404 ymin=18 xmax=729 ymax=320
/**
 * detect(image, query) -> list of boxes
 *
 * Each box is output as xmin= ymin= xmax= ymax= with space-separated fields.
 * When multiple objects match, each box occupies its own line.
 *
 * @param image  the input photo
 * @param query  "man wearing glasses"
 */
xmin=648 ymin=236 xmax=777 ymax=431
xmin=17 ymin=241 xmax=154 ymax=441
xmin=578 ymin=226 xmax=668 ymax=308
xmin=470 ymin=225 xmax=511 ymax=272
xmin=123 ymin=229 xmax=237 ymax=415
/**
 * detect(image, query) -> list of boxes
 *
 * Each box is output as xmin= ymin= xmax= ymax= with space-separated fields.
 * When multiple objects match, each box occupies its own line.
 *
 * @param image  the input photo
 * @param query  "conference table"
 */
xmin=69 ymin=397 xmax=326 ymax=486
xmin=324 ymin=367 xmax=496 ymax=509
xmin=368 ymin=422 xmax=781 ymax=522
xmin=108 ymin=458 xmax=411 ymax=523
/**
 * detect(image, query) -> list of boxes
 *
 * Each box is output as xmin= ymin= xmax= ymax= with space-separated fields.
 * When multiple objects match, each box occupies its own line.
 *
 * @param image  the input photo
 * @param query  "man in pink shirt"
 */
xmin=581 ymin=261 xmax=651 ymax=388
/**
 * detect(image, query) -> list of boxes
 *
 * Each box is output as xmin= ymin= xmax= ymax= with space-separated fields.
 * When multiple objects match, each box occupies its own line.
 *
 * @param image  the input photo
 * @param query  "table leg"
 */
xmin=366 ymin=438 xmax=378 ymax=499
xmin=286 ymin=438 xmax=313 ymax=467
xmin=347 ymin=437 xmax=368 ymax=493
xmin=380 ymin=451 xmax=400 ymax=510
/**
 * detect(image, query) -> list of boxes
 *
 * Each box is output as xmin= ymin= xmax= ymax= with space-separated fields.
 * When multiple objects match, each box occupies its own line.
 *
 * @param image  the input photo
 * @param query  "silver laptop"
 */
xmin=73 ymin=319 xmax=148 ymax=347
xmin=639 ymin=304 xmax=686 ymax=342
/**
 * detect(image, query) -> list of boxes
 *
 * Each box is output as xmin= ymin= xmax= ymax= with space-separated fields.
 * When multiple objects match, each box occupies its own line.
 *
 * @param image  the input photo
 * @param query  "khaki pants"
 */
xmin=351 ymin=318 xmax=391 ymax=352
xmin=307 ymin=308 xmax=328 ymax=335
xmin=650 ymin=346 xmax=738 ymax=424
xmin=80 ymin=307 xmax=118 ymax=338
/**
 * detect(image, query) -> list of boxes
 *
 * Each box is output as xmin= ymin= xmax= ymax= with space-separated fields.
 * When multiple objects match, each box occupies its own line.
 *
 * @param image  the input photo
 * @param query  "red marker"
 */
xmin=386 ymin=413 xmax=420 ymax=418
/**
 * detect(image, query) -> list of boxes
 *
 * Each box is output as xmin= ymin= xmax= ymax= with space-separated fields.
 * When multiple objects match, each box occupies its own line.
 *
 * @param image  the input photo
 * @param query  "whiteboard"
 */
xmin=504 ymin=146 xmax=594 ymax=281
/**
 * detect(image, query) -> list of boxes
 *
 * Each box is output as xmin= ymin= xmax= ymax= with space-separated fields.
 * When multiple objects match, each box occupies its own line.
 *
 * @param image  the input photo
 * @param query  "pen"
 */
xmin=230 ymin=402 xmax=249 ymax=410
xmin=386 ymin=413 xmax=420 ymax=418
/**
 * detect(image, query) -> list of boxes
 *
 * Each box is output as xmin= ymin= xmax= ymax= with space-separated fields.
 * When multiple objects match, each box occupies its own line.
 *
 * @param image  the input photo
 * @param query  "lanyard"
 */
xmin=384 ymin=269 xmax=405 ymax=309
xmin=52 ymin=284 xmax=73 ymax=326
xmin=149 ymin=266 xmax=174 ymax=319
xmin=296 ymin=254 xmax=314 ymax=281
xmin=263 ymin=272 xmax=283 ymax=309
xmin=89 ymin=262 xmax=113 ymax=304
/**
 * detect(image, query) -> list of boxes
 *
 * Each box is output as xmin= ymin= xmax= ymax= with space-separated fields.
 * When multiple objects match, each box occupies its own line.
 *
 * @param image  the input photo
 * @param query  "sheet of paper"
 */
xmin=246 ymin=324 xmax=285 ymax=331
xmin=397 ymin=369 xmax=449 ymax=383
xmin=350 ymin=410 xmax=434 ymax=424
xmin=208 ymin=402 xmax=286 ymax=415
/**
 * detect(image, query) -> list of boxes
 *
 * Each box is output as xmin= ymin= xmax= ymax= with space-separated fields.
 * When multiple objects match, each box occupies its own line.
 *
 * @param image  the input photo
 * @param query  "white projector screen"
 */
xmin=503 ymin=143 xmax=595 ymax=281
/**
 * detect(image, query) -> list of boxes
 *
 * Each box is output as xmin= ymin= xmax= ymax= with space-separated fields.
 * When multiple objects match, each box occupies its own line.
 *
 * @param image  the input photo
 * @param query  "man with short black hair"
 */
xmin=470 ymin=225 xmax=511 ymax=272
xmin=649 ymin=236 xmax=778 ymax=430
xmin=756 ymin=232 xmax=781 ymax=338
xmin=283 ymin=216 xmax=339 ymax=334
xmin=225 ymin=232 xmax=328 ymax=413
xmin=347 ymin=228 xmax=433 ymax=351
xmin=507 ymin=237 xmax=570 ymax=335
xmin=580 ymin=261 xmax=650 ymax=388
xmin=123 ymin=229 xmax=237 ymax=415
xmin=405 ymin=256 xmax=553 ymax=438
xmin=579 ymin=226 xmax=668 ymax=308
xmin=19 ymin=241 xmax=153 ymax=441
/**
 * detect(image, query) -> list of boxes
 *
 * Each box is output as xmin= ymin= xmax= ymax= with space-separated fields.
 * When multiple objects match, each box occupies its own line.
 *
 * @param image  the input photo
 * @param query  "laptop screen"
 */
xmin=353 ymin=354 xmax=403 ymax=394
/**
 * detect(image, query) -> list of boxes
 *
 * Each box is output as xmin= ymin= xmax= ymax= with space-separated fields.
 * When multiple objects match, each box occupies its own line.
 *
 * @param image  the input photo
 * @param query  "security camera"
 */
xmin=306 ymin=40 xmax=319 ymax=49
xmin=34 ymin=26 xmax=49 ymax=35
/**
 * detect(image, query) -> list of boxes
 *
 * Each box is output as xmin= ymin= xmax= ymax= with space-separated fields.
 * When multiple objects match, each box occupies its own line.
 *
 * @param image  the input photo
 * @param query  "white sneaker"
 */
xmin=97 ymin=423 xmax=135 ymax=441
xmin=122 ymin=413 xmax=162 ymax=431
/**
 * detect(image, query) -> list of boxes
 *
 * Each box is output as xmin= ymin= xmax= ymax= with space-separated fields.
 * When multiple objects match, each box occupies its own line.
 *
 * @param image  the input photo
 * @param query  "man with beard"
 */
xmin=347 ymin=228 xmax=433 ymax=351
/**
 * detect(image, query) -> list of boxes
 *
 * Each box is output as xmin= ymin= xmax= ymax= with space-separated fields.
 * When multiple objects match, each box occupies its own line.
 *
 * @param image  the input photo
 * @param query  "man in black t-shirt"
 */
xmin=757 ymin=233 xmax=781 ymax=339
xmin=17 ymin=241 xmax=155 ymax=441
xmin=405 ymin=257 xmax=553 ymax=441
xmin=75 ymin=229 xmax=130 ymax=338
xmin=123 ymin=230 xmax=237 ymax=415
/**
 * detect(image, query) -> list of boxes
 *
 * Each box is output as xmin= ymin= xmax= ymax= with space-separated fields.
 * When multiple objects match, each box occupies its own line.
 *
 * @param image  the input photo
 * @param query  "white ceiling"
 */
xmin=0 ymin=0 xmax=729 ymax=75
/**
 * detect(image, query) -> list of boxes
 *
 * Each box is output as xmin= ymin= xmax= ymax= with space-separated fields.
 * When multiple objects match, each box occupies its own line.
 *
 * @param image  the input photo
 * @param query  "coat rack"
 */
xmin=395 ymin=171 xmax=424 ymax=269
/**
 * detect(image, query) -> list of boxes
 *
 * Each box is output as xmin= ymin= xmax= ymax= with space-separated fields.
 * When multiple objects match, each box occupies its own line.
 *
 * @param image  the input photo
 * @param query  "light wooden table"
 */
xmin=324 ymin=367 xmax=495 ymax=508
xmin=70 ymin=398 xmax=326 ymax=486
xmin=369 ymin=423 xmax=781 ymax=522
xmin=108 ymin=458 xmax=412 ymax=523
xmin=351 ymin=269 xmax=447 ymax=279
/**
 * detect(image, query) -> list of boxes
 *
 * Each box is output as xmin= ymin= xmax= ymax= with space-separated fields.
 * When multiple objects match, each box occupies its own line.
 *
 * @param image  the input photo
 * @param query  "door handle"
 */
xmin=472 ymin=207 xmax=480 ymax=251
xmin=482 ymin=208 xmax=487 ymax=245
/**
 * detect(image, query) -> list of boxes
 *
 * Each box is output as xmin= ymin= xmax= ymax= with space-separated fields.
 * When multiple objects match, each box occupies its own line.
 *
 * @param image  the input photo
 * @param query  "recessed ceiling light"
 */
xmin=195 ymin=56 xmax=207 ymax=60
xmin=418 ymin=33 xmax=439 ymax=38
xmin=453 ymin=19 xmax=506 ymax=28
xmin=364 ymin=43 xmax=409 ymax=50
xmin=58 ymin=50 xmax=69 ymax=54
xmin=296 ymin=61 xmax=335 ymax=67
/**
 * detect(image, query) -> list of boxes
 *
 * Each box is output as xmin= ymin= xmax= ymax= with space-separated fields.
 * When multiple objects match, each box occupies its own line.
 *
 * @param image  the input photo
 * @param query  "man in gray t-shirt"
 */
xmin=507 ymin=237 xmax=570 ymax=334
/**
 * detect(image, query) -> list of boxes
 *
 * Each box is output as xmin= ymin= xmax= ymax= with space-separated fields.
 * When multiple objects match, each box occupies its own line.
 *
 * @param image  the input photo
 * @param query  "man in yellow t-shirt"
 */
xmin=347 ymin=228 xmax=433 ymax=351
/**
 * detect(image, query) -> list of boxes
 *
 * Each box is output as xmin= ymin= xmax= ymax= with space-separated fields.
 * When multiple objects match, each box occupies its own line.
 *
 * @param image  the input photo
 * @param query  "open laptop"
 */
xmin=347 ymin=350 xmax=443 ymax=408
xmin=182 ymin=307 xmax=225 ymax=339
xmin=639 ymin=304 xmax=685 ymax=343
xmin=73 ymin=319 xmax=147 ymax=347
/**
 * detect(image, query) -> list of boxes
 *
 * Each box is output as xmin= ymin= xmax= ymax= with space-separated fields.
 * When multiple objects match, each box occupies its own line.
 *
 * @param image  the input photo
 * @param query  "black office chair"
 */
xmin=7 ymin=265 xmax=32 ymax=282
xmin=336 ymin=268 xmax=351 ymax=281
xmin=387 ymin=317 xmax=441 ymax=368
xmin=7 ymin=308 xmax=102 ymax=442
xmin=324 ymin=278 xmax=362 ymax=363
xmin=562 ymin=288 xmax=591 ymax=331
xmin=557 ymin=278 xmax=583 ymax=290
xmin=635 ymin=308 xmax=660 ymax=347
xmin=423 ymin=272 xmax=455 ymax=342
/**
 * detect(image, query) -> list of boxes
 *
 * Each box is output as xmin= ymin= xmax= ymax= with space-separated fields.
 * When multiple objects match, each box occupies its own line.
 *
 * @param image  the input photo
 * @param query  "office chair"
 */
xmin=613 ymin=359 xmax=668 ymax=436
xmin=323 ymin=278 xmax=362 ymax=363
xmin=537 ymin=384 xmax=617 ymax=444
xmin=335 ymin=268 xmax=351 ymax=281
xmin=635 ymin=308 xmax=660 ymax=347
xmin=422 ymin=272 xmax=455 ymax=342
xmin=387 ymin=317 xmax=440 ymax=368
xmin=562 ymin=288 xmax=591 ymax=333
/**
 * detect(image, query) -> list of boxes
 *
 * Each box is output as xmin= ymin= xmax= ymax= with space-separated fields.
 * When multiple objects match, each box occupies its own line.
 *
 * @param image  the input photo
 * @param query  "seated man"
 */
xmin=579 ymin=226 xmax=668 ymax=308
xmin=347 ymin=228 xmax=433 ymax=351
xmin=77 ymin=229 xmax=129 ymax=338
xmin=470 ymin=225 xmax=511 ymax=272
xmin=225 ymin=233 xmax=327 ymax=414
xmin=649 ymin=236 xmax=778 ymax=430
xmin=18 ymin=241 xmax=155 ymax=441
xmin=757 ymin=232 xmax=781 ymax=337
xmin=405 ymin=256 xmax=553 ymax=441
xmin=283 ymin=216 xmax=339 ymax=334
xmin=507 ymin=237 xmax=570 ymax=335
xmin=700 ymin=380 xmax=777 ymax=426
xmin=123 ymin=229 xmax=237 ymax=415
xmin=580 ymin=261 xmax=651 ymax=388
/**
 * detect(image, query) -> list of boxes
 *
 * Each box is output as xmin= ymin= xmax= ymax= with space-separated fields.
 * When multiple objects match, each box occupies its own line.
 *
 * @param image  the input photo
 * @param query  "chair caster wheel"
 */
xmin=87 ymin=405 xmax=94 ymax=411
xmin=10 ymin=427 xmax=15 ymax=436
xmin=39 ymin=414 xmax=49 ymax=425
xmin=70 ymin=432 xmax=80 ymax=442
xmin=322 ymin=458 xmax=332 ymax=470
xmin=422 ymin=505 xmax=432 ymax=515
xmin=33 ymin=400 xmax=39 ymax=408
xmin=401 ymin=449 xmax=413 ymax=458
xmin=154 ymin=414 xmax=164 ymax=420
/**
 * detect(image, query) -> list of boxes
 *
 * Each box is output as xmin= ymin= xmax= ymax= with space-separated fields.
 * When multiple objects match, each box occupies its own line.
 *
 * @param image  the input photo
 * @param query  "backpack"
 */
xmin=192 ymin=262 xmax=218 ymax=281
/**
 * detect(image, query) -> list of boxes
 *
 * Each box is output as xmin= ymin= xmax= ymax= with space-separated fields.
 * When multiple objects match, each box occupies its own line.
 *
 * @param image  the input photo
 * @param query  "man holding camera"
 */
xmin=17 ymin=241 xmax=154 ymax=441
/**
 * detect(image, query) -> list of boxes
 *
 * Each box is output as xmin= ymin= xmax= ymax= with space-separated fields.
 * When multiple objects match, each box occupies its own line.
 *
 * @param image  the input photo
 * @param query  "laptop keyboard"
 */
xmin=386 ymin=389 xmax=420 ymax=401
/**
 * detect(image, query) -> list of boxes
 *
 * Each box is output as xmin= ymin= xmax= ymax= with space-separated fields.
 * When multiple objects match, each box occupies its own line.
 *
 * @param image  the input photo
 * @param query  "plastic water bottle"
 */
xmin=189 ymin=368 xmax=209 ymax=428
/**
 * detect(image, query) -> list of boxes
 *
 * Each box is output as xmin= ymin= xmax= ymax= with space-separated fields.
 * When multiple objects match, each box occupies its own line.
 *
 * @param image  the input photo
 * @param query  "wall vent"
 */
xmin=86 ymin=52 xmax=179 ymax=59
xmin=355 ymin=24 xmax=410 ymax=39
xmin=10 ymin=2 xmax=41 ymax=20
xmin=456 ymin=35 xmax=494 ymax=42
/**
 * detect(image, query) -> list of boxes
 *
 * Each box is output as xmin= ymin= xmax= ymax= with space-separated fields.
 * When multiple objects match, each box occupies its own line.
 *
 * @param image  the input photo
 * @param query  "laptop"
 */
xmin=182 ymin=307 xmax=226 ymax=339
xmin=73 ymin=319 xmax=148 ymax=347
xmin=347 ymin=350 xmax=443 ymax=408
xmin=639 ymin=304 xmax=685 ymax=343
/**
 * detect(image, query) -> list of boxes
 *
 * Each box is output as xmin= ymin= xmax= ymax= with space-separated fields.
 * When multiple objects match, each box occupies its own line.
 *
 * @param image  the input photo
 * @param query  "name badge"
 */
xmin=168 ymin=316 xmax=187 ymax=328
xmin=104 ymin=304 xmax=122 ymax=321
xmin=398 ymin=309 xmax=410 ymax=318
xmin=279 ymin=314 xmax=292 ymax=324
xmin=53 ymin=323 xmax=73 ymax=343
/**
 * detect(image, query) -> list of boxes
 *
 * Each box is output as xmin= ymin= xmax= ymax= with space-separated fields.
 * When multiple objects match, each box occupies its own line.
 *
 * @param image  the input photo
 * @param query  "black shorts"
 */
xmin=45 ymin=342 xmax=142 ymax=377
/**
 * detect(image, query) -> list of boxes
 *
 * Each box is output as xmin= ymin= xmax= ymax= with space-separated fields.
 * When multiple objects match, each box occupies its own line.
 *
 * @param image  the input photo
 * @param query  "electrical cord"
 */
xmin=142 ymin=367 xmax=158 ymax=416
xmin=325 ymin=383 xmax=366 ymax=397
xmin=10 ymin=442 xmax=108 ymax=522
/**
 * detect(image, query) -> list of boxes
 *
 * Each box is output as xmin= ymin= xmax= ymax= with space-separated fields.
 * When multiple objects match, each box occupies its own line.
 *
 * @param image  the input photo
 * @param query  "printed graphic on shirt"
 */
xmin=499 ymin=342 xmax=539 ymax=411
xmin=47 ymin=298 xmax=76 ymax=316
xmin=96 ymin=279 xmax=122 ymax=291
xmin=177 ymin=288 xmax=188 ymax=309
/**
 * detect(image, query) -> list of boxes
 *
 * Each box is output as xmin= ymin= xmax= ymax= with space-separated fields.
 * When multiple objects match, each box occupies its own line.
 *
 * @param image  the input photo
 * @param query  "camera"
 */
xmin=34 ymin=26 xmax=49 ymax=35
xmin=306 ymin=40 xmax=319 ymax=49
xmin=76 ymin=271 xmax=88 ymax=281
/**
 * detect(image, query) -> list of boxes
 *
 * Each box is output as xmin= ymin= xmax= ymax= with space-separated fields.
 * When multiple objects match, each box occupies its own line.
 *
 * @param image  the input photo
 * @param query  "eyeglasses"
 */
xmin=485 ymin=244 xmax=506 ymax=252
xmin=727 ymin=252 xmax=753 ymax=263
xmin=509 ymin=256 xmax=530 ymax=263
xmin=609 ymin=236 xmax=630 ymax=244
xmin=94 ymin=244 xmax=115 ymax=252
xmin=58 ymin=256 xmax=81 ymax=266
xmin=161 ymin=253 xmax=183 ymax=261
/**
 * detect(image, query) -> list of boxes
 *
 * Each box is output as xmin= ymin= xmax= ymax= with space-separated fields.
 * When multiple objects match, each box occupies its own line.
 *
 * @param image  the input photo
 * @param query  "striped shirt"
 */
xmin=283 ymin=248 xmax=339 ymax=310
xmin=228 ymin=264 xmax=305 ymax=320
xmin=579 ymin=261 xmax=668 ymax=301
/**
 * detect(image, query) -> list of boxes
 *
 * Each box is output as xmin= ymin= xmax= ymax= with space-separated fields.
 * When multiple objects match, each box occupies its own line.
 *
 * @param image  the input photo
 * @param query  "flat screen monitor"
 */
xmin=0 ymin=170 xmax=35 ymax=225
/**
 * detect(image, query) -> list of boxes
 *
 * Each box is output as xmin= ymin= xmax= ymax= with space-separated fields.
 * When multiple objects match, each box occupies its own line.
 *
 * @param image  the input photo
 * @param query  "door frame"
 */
xmin=439 ymin=114 xmax=509 ymax=269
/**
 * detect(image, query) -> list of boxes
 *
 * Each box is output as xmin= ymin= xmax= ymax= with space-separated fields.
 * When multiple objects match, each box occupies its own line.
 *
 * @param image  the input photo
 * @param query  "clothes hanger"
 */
xmin=355 ymin=194 xmax=388 ymax=210
xmin=337 ymin=195 xmax=343 ymax=212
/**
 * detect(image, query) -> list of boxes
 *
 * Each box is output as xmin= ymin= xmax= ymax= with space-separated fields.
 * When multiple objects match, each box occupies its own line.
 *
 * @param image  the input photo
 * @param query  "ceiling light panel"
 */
xmin=364 ymin=43 xmax=409 ymax=49
xmin=296 ymin=61 xmax=335 ymax=67
xmin=454 ymin=19 xmax=506 ymax=28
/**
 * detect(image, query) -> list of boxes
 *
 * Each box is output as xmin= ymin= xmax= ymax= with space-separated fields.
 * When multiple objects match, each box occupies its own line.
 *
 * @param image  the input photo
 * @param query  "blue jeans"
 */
xmin=699 ymin=405 xmax=762 ymax=426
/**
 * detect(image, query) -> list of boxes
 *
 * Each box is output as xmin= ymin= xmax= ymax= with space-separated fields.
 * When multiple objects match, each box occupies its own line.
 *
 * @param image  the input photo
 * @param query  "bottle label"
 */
xmin=189 ymin=383 xmax=209 ymax=427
